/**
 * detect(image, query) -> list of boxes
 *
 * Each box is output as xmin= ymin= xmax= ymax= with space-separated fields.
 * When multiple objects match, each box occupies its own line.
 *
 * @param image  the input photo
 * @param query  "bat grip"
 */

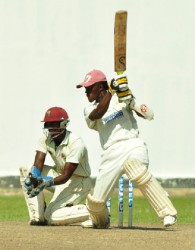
xmin=117 ymin=71 xmax=124 ymax=75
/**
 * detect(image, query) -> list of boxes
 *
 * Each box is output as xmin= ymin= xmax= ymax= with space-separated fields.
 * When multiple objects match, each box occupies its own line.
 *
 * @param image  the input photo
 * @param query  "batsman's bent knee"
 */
xmin=123 ymin=158 xmax=177 ymax=219
xmin=46 ymin=204 xmax=89 ymax=226
xmin=123 ymin=158 xmax=152 ymax=185
xmin=86 ymin=194 xmax=110 ymax=229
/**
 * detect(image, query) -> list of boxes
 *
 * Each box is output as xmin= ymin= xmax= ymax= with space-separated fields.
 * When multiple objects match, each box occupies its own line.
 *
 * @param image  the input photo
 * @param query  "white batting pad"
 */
xmin=123 ymin=159 xmax=177 ymax=219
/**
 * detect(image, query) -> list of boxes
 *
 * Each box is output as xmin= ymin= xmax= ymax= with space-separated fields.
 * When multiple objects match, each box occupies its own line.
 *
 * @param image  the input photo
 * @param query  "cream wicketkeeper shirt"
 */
xmin=36 ymin=130 xmax=91 ymax=177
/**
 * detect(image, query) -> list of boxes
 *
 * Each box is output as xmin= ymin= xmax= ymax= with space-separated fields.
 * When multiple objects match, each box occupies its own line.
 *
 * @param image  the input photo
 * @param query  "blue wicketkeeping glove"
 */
xmin=28 ymin=176 xmax=54 ymax=198
xmin=24 ymin=166 xmax=42 ymax=193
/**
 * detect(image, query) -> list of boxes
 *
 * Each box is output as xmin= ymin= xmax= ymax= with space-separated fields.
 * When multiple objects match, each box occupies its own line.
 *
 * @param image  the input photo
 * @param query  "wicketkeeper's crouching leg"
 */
xmin=20 ymin=166 xmax=91 ymax=226
xmin=123 ymin=158 xmax=177 ymax=227
xmin=19 ymin=167 xmax=46 ymax=225
xmin=44 ymin=204 xmax=89 ymax=226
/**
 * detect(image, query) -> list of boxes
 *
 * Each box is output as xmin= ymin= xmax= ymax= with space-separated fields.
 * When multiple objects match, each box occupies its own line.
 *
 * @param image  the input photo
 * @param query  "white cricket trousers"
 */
xmin=92 ymin=138 xmax=149 ymax=201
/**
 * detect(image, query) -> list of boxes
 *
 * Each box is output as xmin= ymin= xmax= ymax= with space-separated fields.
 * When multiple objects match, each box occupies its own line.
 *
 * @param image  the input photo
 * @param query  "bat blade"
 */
xmin=114 ymin=10 xmax=128 ymax=73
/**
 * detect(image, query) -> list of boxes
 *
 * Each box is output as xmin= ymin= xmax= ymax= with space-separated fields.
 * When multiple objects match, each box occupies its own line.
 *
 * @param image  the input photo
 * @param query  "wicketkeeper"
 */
xmin=76 ymin=69 xmax=177 ymax=229
xmin=20 ymin=107 xmax=92 ymax=226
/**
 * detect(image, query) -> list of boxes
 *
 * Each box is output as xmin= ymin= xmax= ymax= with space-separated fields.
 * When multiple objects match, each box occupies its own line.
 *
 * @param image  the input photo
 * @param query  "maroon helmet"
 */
xmin=42 ymin=107 xmax=69 ymax=123
xmin=42 ymin=107 xmax=69 ymax=138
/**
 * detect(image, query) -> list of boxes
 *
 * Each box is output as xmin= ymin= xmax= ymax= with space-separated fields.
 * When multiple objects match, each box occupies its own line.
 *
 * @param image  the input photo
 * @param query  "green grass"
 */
xmin=0 ymin=194 xmax=194 ymax=224
xmin=0 ymin=194 xmax=52 ymax=221
xmin=109 ymin=196 xmax=195 ymax=224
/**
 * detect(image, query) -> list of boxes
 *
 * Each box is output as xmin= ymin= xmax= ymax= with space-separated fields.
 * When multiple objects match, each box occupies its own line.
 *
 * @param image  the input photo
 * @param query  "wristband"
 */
xmin=31 ymin=166 xmax=41 ymax=177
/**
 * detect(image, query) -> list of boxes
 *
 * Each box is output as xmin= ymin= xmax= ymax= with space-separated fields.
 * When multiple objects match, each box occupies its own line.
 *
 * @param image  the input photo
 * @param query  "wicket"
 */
xmin=106 ymin=176 xmax=133 ymax=228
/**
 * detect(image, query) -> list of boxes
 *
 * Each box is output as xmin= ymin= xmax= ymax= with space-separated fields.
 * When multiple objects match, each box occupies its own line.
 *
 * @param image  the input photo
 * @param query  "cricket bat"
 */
xmin=114 ymin=10 xmax=128 ymax=74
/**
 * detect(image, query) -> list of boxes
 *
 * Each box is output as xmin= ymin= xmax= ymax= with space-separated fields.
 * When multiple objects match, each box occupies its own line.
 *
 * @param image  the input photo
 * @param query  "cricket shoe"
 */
xmin=81 ymin=219 xmax=94 ymax=228
xmin=81 ymin=217 xmax=110 ymax=229
xmin=29 ymin=219 xmax=47 ymax=226
xmin=163 ymin=215 xmax=177 ymax=227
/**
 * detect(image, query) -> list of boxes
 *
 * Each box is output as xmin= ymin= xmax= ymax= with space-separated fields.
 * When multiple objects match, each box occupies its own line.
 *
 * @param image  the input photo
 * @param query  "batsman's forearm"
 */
xmin=89 ymin=92 xmax=112 ymax=121
xmin=130 ymin=102 xmax=154 ymax=120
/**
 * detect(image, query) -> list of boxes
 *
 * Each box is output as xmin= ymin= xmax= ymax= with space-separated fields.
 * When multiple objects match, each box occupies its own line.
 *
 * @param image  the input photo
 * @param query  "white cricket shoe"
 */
xmin=81 ymin=217 xmax=110 ymax=229
xmin=81 ymin=219 xmax=94 ymax=228
xmin=163 ymin=215 xmax=177 ymax=227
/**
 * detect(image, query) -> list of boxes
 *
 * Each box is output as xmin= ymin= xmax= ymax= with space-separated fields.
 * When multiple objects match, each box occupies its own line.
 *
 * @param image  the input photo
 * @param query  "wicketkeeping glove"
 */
xmin=108 ymin=73 xmax=133 ymax=102
xmin=24 ymin=174 xmax=54 ymax=198
xmin=29 ymin=176 xmax=54 ymax=198
xmin=24 ymin=172 xmax=42 ymax=193
xmin=24 ymin=166 xmax=42 ymax=192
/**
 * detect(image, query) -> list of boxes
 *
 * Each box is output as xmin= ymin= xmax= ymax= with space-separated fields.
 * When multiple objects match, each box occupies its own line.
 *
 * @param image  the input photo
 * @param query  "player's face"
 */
xmin=85 ymin=83 xmax=101 ymax=102
xmin=44 ymin=122 xmax=62 ymax=138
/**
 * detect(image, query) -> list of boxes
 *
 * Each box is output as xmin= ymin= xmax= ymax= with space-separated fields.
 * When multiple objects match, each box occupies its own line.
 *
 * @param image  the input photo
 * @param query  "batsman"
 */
xmin=76 ymin=10 xmax=177 ymax=229
xmin=76 ymin=69 xmax=177 ymax=228
xmin=20 ymin=107 xmax=92 ymax=226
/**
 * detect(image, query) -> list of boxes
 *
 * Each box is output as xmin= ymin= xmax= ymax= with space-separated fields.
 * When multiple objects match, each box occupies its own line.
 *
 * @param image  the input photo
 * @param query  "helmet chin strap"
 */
xmin=50 ymin=129 xmax=66 ymax=140
xmin=43 ymin=119 xmax=69 ymax=140
xmin=43 ymin=128 xmax=66 ymax=140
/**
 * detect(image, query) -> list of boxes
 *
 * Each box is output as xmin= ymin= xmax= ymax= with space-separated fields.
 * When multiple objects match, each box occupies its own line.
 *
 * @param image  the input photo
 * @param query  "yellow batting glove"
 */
xmin=114 ymin=73 xmax=133 ymax=102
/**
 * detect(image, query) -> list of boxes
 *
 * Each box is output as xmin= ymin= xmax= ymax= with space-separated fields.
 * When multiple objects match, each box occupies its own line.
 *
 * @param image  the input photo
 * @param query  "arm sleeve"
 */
xmin=65 ymin=136 xmax=91 ymax=177
xmin=66 ymin=138 xmax=86 ymax=163
xmin=84 ymin=105 xmax=97 ymax=129
xmin=36 ymin=134 xmax=48 ymax=154
xmin=129 ymin=98 xmax=154 ymax=121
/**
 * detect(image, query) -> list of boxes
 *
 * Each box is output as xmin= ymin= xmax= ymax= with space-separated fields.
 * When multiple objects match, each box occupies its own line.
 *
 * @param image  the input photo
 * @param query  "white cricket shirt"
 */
xmin=84 ymin=95 xmax=140 ymax=150
xmin=36 ymin=130 xmax=91 ymax=177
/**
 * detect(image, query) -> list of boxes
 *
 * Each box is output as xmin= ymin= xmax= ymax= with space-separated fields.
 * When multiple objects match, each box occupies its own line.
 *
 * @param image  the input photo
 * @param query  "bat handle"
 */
xmin=117 ymin=71 xmax=124 ymax=75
